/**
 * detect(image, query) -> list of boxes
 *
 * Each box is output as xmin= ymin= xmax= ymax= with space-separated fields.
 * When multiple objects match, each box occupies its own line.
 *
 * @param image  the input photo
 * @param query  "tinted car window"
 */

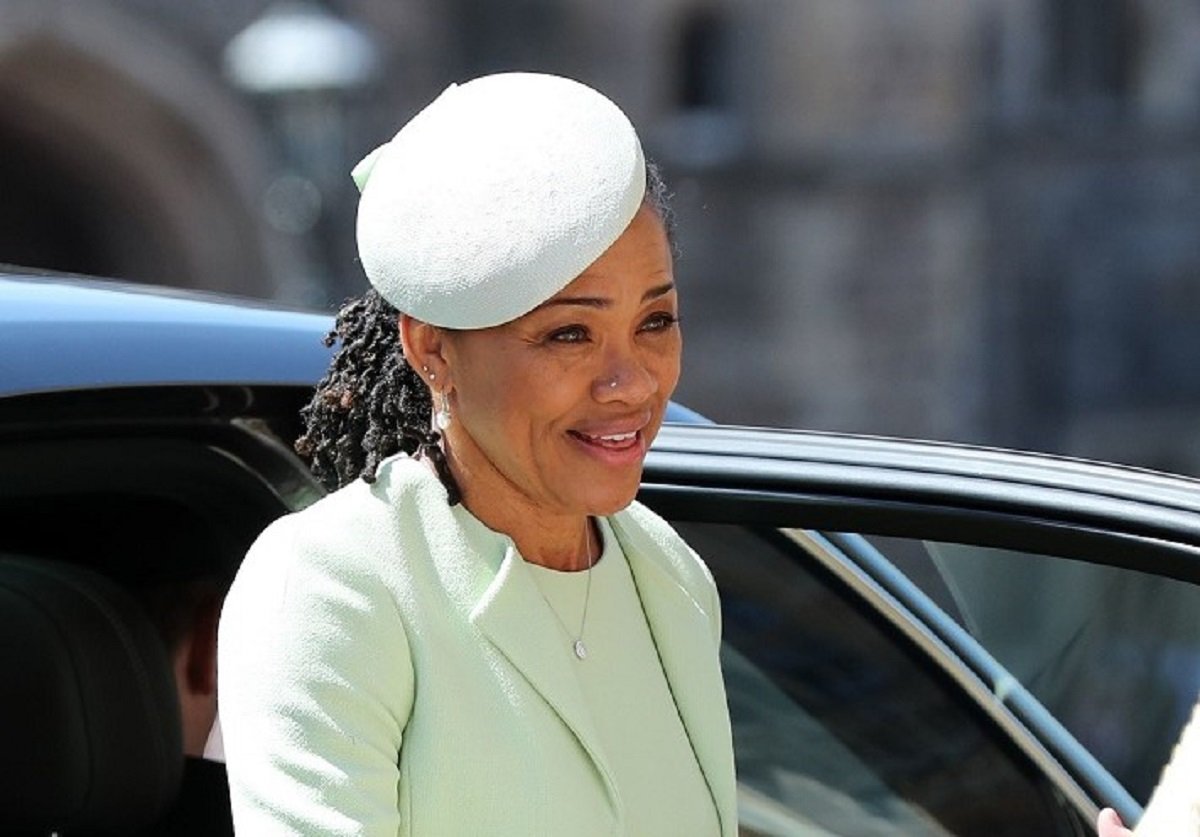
xmin=673 ymin=522 xmax=1085 ymax=836
xmin=872 ymin=535 xmax=1200 ymax=804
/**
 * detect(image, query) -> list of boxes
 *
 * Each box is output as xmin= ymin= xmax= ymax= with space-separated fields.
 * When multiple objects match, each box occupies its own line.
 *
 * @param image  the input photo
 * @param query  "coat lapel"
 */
xmin=469 ymin=543 xmax=624 ymax=825
xmin=613 ymin=517 xmax=738 ymax=837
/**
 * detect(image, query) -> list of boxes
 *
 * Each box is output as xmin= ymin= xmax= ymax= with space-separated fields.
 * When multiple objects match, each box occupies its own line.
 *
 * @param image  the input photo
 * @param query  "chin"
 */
xmin=580 ymin=480 xmax=642 ymax=517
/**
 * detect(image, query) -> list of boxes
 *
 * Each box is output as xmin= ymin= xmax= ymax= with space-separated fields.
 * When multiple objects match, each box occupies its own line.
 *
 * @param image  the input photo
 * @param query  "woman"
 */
xmin=218 ymin=72 xmax=736 ymax=835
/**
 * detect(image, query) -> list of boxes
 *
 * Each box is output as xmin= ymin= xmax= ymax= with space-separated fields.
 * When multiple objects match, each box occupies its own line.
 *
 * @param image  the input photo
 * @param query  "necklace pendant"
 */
xmin=573 ymin=639 xmax=588 ymax=660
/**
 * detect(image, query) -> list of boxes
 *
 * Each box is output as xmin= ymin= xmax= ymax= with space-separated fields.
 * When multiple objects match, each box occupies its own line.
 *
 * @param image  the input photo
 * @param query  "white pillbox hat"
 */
xmin=353 ymin=72 xmax=646 ymax=329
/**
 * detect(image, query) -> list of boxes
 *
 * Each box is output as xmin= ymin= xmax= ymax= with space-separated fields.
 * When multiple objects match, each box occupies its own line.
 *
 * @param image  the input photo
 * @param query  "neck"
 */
xmin=470 ymin=492 xmax=596 ymax=571
xmin=443 ymin=448 xmax=596 ymax=572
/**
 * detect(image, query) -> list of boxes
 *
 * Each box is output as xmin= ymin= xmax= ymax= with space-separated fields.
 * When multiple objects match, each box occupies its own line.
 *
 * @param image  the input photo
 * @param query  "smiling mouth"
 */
xmin=568 ymin=430 xmax=641 ymax=450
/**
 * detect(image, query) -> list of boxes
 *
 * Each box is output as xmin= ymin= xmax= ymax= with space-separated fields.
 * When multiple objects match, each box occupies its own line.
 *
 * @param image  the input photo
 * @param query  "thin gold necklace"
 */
xmin=537 ymin=520 xmax=596 ymax=660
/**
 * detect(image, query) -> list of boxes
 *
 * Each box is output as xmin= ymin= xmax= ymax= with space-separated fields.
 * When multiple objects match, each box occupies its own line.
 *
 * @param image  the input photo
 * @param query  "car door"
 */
xmin=640 ymin=423 xmax=1200 ymax=834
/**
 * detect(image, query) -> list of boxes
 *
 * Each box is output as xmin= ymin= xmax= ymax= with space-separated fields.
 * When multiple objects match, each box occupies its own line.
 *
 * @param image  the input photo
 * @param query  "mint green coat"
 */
xmin=218 ymin=456 xmax=737 ymax=836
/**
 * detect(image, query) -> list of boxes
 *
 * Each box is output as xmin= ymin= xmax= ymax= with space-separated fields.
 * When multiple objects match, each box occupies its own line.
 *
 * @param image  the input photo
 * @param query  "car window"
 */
xmin=0 ymin=435 xmax=304 ymax=581
xmin=869 ymin=535 xmax=1200 ymax=805
xmin=671 ymin=521 xmax=1086 ymax=836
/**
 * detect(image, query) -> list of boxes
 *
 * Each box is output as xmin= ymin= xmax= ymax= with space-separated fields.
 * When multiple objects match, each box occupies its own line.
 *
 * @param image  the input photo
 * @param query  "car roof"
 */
xmin=0 ymin=271 xmax=335 ymax=397
xmin=0 ymin=271 xmax=711 ymax=426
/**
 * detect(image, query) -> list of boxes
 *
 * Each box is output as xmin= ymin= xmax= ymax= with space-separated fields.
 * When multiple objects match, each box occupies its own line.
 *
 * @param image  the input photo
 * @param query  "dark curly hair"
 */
xmin=296 ymin=161 xmax=675 ymax=502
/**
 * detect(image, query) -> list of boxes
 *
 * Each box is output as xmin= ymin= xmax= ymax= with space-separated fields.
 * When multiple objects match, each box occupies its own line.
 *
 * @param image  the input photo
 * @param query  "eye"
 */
xmin=640 ymin=312 xmax=680 ymax=333
xmin=547 ymin=324 xmax=590 ymax=344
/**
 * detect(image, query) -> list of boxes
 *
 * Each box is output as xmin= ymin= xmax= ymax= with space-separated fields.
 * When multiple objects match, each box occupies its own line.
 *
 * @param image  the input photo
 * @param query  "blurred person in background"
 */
xmin=135 ymin=572 xmax=234 ymax=837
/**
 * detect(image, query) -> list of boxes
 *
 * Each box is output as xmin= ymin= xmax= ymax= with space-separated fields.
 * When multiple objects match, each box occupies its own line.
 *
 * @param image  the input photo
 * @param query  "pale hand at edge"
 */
xmin=1097 ymin=808 xmax=1133 ymax=837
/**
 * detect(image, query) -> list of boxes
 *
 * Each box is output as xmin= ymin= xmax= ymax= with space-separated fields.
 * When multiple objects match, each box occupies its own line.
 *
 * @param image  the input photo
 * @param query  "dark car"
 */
xmin=3 ymin=269 xmax=1196 ymax=834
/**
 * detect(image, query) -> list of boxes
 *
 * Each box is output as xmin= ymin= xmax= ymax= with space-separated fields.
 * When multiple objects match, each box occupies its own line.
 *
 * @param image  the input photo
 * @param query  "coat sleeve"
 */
xmin=218 ymin=518 xmax=415 ymax=836
xmin=706 ymin=564 xmax=723 ymax=646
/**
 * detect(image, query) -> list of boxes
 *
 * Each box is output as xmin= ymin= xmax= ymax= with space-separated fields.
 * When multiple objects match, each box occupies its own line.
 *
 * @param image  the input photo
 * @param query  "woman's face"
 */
xmin=440 ymin=204 xmax=680 ymax=519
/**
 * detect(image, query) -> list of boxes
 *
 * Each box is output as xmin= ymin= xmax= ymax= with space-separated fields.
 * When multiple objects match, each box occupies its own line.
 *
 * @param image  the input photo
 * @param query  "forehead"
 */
xmin=538 ymin=268 xmax=676 ymax=311
xmin=546 ymin=207 xmax=674 ymax=298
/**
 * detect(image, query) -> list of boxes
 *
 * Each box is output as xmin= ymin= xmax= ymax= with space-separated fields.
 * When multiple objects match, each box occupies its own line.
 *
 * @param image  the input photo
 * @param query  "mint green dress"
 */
xmin=528 ymin=518 xmax=722 ymax=836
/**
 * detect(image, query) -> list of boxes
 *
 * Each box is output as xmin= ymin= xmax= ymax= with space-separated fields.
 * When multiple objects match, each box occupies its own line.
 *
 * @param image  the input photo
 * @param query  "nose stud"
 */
xmin=608 ymin=378 xmax=618 ymax=389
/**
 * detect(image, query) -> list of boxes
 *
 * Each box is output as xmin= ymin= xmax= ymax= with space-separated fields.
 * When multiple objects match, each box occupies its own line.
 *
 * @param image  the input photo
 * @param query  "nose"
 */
xmin=593 ymin=347 xmax=658 ymax=404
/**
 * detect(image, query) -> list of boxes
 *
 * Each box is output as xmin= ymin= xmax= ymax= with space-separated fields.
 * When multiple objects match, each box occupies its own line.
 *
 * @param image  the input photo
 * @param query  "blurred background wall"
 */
xmin=2 ymin=0 xmax=1199 ymax=474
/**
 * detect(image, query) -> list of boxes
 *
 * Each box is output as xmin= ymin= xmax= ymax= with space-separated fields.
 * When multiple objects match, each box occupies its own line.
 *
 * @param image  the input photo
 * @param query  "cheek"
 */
xmin=453 ymin=339 xmax=527 ymax=408
xmin=456 ymin=353 xmax=578 ymax=442
xmin=654 ymin=338 xmax=683 ymax=396
xmin=519 ymin=367 xmax=594 ymax=435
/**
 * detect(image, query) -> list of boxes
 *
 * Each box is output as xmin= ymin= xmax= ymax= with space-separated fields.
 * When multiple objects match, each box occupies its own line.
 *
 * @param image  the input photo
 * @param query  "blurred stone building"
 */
xmin=2 ymin=0 xmax=1199 ymax=472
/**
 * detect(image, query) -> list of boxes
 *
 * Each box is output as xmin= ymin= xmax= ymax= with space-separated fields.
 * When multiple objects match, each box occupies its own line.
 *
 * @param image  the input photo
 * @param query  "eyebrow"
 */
xmin=536 ymin=281 xmax=676 ymax=311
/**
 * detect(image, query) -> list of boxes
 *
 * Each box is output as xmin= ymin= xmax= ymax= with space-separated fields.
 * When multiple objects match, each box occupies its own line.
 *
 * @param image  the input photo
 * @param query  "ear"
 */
xmin=184 ymin=595 xmax=221 ymax=696
xmin=399 ymin=314 xmax=450 ymax=391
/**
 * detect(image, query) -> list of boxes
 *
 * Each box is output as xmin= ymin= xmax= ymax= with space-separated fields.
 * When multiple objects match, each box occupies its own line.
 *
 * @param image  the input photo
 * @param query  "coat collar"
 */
xmin=468 ymin=512 xmax=735 ymax=836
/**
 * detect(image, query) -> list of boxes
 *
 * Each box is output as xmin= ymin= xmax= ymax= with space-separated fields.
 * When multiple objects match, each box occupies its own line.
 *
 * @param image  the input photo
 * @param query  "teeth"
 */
xmin=574 ymin=430 xmax=638 ymax=445
xmin=600 ymin=432 xmax=636 ymax=442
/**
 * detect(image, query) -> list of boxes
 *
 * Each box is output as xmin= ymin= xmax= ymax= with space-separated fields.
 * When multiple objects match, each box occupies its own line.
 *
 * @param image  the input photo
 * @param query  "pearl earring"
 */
xmin=435 ymin=391 xmax=452 ymax=431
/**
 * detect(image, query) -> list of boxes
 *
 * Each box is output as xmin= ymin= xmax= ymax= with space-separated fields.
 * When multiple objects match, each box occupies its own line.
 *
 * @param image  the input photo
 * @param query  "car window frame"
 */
xmin=645 ymin=424 xmax=1200 ymax=585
